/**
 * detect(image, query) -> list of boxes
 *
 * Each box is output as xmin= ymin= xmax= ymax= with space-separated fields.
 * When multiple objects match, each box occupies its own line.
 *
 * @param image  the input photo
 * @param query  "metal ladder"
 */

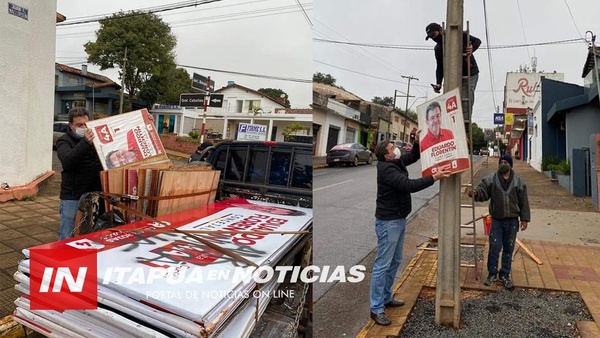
xmin=418 ymin=22 xmax=480 ymax=278
xmin=458 ymin=22 xmax=479 ymax=278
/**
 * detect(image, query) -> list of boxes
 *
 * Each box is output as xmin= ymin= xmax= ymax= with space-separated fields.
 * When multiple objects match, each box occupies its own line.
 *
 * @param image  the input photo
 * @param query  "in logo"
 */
xmin=30 ymin=247 xmax=97 ymax=310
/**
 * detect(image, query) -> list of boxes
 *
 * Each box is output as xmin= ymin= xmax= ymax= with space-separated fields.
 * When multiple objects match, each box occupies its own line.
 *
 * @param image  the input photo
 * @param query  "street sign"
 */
xmin=179 ymin=93 xmax=205 ymax=108
xmin=483 ymin=128 xmax=494 ymax=142
xmin=505 ymin=113 xmax=514 ymax=126
xmin=8 ymin=2 xmax=28 ymax=20
xmin=192 ymin=73 xmax=215 ymax=93
xmin=493 ymin=113 xmax=504 ymax=125
xmin=208 ymin=94 xmax=224 ymax=108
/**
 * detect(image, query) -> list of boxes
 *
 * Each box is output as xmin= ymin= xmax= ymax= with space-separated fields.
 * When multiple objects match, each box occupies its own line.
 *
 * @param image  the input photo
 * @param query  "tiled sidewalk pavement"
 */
xmin=358 ymin=239 xmax=600 ymax=337
xmin=0 ymin=197 xmax=60 ymax=317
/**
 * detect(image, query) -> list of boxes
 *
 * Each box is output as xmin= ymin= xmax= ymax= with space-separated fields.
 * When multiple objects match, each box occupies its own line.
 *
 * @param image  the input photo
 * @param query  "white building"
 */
xmin=150 ymin=82 xmax=312 ymax=142
xmin=0 ymin=1 xmax=59 ymax=199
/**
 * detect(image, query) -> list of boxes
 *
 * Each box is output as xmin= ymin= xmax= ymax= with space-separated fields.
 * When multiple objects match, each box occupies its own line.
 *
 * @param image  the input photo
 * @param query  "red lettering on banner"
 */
xmin=95 ymin=125 xmax=113 ymax=144
xmin=445 ymin=96 xmax=458 ymax=113
xmin=512 ymin=78 xmax=538 ymax=97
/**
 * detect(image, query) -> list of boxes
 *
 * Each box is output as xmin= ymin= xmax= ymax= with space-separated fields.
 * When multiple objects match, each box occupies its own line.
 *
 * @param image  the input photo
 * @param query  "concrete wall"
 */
xmin=313 ymin=108 xmax=327 ymax=156
xmin=210 ymin=86 xmax=285 ymax=116
xmin=0 ymin=0 xmax=56 ymax=186
xmin=566 ymin=104 xmax=600 ymax=163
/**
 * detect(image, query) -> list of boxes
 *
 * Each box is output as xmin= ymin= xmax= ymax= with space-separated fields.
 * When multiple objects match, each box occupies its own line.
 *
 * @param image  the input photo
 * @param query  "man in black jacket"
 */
xmin=468 ymin=154 xmax=530 ymax=289
xmin=369 ymin=139 xmax=451 ymax=326
xmin=426 ymin=22 xmax=481 ymax=121
xmin=56 ymin=107 xmax=103 ymax=240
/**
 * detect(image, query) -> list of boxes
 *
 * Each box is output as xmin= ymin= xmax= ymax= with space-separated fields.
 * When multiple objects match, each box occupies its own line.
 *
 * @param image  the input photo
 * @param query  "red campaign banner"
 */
xmin=417 ymin=88 xmax=471 ymax=176
xmin=86 ymin=108 xmax=168 ymax=170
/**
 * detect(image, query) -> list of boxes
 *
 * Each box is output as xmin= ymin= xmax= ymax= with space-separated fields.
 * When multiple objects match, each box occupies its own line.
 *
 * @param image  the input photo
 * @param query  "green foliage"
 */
xmin=470 ymin=123 xmax=485 ymax=151
xmin=175 ymin=135 xmax=198 ymax=143
xmin=405 ymin=110 xmax=418 ymax=121
xmin=22 ymin=195 xmax=36 ymax=201
xmin=257 ymin=88 xmax=290 ymax=108
xmin=140 ymin=66 xmax=192 ymax=106
xmin=372 ymin=96 xmax=394 ymax=107
xmin=84 ymin=11 xmax=177 ymax=101
xmin=282 ymin=122 xmax=305 ymax=141
xmin=188 ymin=130 xmax=200 ymax=139
xmin=313 ymin=72 xmax=336 ymax=85
xmin=549 ymin=160 xmax=570 ymax=175
xmin=541 ymin=155 xmax=560 ymax=171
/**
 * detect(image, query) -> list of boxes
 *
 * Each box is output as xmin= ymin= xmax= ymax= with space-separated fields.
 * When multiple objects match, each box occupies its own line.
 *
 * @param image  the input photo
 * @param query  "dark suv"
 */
xmin=205 ymin=141 xmax=312 ymax=208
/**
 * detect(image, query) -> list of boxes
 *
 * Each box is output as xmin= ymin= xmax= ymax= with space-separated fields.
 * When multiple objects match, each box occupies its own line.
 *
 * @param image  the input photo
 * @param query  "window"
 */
xmin=225 ymin=148 xmax=247 ymax=181
xmin=395 ymin=116 xmax=399 ymax=123
xmin=291 ymin=152 xmax=312 ymax=189
xmin=245 ymin=149 xmax=268 ymax=184
xmin=269 ymin=152 xmax=291 ymax=186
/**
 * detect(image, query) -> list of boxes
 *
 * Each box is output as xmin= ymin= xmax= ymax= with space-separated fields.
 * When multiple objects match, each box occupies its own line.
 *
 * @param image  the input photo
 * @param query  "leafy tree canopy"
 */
xmin=372 ymin=96 xmax=394 ymax=107
xmin=313 ymin=72 xmax=336 ymax=85
xmin=84 ymin=11 xmax=177 ymax=102
xmin=257 ymin=88 xmax=290 ymax=108
xmin=139 ymin=66 xmax=192 ymax=106
xmin=470 ymin=123 xmax=486 ymax=151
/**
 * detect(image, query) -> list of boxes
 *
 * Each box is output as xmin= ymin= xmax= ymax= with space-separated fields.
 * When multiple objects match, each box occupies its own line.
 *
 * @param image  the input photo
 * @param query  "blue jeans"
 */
xmin=370 ymin=218 xmax=406 ymax=314
xmin=58 ymin=199 xmax=79 ymax=240
xmin=487 ymin=218 xmax=519 ymax=277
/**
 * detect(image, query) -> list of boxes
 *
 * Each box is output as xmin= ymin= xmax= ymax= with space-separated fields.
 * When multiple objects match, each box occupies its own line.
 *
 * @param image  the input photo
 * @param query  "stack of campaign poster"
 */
xmin=417 ymin=88 xmax=470 ymax=176
xmin=12 ymin=199 xmax=313 ymax=338
xmin=86 ymin=108 xmax=169 ymax=170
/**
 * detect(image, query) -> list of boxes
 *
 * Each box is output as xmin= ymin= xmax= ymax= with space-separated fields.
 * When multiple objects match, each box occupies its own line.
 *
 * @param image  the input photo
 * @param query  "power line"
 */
xmin=313 ymin=37 xmax=584 ymax=50
xmin=314 ymin=60 xmax=431 ymax=88
xmin=483 ymin=0 xmax=498 ymax=110
xmin=57 ymin=0 xmax=225 ymax=26
xmin=515 ymin=0 xmax=531 ymax=60
xmin=295 ymin=0 xmax=312 ymax=27
xmin=176 ymin=64 xmax=311 ymax=83
xmin=563 ymin=0 xmax=585 ymax=40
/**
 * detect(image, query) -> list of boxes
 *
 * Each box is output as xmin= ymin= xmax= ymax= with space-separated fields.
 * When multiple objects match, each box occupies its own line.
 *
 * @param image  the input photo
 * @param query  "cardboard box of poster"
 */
xmin=417 ymin=88 xmax=470 ymax=176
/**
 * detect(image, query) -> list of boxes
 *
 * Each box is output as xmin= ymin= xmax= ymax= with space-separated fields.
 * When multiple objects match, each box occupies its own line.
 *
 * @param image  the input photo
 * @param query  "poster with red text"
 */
xmin=86 ymin=108 xmax=168 ymax=170
xmin=417 ymin=88 xmax=470 ymax=176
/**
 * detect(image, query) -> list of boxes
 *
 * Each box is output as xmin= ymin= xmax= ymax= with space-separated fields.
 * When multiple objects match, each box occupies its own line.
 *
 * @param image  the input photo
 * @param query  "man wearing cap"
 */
xmin=425 ymin=22 xmax=481 ymax=115
xmin=468 ymin=154 xmax=530 ymax=289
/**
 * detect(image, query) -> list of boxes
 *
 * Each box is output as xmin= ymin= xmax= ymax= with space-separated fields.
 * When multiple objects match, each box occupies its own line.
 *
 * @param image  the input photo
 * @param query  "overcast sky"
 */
xmin=314 ymin=0 xmax=600 ymax=129
xmin=55 ymin=0 xmax=312 ymax=108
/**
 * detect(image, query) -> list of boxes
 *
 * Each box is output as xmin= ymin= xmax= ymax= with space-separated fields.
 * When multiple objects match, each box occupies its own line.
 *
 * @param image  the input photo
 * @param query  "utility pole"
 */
xmin=435 ymin=0 xmax=463 ymax=328
xmin=586 ymin=31 xmax=600 ymax=107
xmin=401 ymin=75 xmax=418 ymax=141
xmin=119 ymin=47 xmax=128 ymax=114
xmin=390 ymin=90 xmax=406 ymax=138
xmin=200 ymin=76 xmax=210 ymax=143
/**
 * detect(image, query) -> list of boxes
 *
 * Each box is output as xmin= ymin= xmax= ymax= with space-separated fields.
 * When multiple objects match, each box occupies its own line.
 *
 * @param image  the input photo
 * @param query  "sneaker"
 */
xmin=483 ymin=274 xmax=497 ymax=286
xmin=370 ymin=311 xmax=391 ymax=326
xmin=499 ymin=275 xmax=514 ymax=289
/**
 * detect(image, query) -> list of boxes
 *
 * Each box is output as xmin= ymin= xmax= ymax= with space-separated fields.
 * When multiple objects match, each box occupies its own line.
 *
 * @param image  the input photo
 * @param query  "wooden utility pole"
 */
xmin=435 ymin=0 xmax=463 ymax=328
xmin=401 ymin=75 xmax=418 ymax=141
xmin=119 ymin=47 xmax=128 ymax=114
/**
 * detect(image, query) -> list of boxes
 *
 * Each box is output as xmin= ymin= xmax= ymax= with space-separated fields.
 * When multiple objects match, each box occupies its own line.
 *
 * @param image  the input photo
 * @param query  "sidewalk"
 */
xmin=358 ymin=157 xmax=600 ymax=337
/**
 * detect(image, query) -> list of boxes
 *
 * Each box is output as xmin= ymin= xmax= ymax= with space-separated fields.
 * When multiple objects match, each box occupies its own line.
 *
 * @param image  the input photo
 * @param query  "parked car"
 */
xmin=394 ymin=141 xmax=412 ymax=155
xmin=480 ymin=148 xmax=490 ymax=156
xmin=52 ymin=121 xmax=69 ymax=150
xmin=326 ymin=143 xmax=373 ymax=167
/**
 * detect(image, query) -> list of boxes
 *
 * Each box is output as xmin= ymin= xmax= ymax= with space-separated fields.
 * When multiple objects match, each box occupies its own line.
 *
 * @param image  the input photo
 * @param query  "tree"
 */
xmin=84 ymin=11 xmax=177 ymax=103
xmin=257 ymin=88 xmax=290 ymax=108
xmin=470 ymin=123 xmax=485 ymax=151
xmin=313 ymin=72 xmax=336 ymax=85
xmin=372 ymin=96 xmax=394 ymax=107
xmin=139 ymin=66 xmax=192 ymax=106
xmin=282 ymin=122 xmax=305 ymax=141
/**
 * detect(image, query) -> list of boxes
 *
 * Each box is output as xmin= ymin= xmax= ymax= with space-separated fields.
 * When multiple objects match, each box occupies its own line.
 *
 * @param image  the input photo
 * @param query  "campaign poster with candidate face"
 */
xmin=417 ymin=88 xmax=470 ymax=176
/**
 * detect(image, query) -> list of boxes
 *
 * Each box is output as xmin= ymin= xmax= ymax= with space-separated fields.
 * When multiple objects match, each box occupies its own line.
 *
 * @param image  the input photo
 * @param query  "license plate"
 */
xmin=333 ymin=159 xmax=340 ymax=162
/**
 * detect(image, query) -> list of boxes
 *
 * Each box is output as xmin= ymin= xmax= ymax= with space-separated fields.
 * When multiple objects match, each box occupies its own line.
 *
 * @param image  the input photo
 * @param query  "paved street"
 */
xmin=313 ymin=158 xmax=447 ymax=337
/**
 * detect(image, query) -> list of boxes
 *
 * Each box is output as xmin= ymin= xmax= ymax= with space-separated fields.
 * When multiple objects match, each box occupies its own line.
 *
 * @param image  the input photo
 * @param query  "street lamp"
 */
xmin=408 ymin=96 xmax=428 ymax=111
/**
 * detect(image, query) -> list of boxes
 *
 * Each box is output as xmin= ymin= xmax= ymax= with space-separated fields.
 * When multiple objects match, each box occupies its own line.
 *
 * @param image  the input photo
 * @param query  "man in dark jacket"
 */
xmin=426 ymin=22 xmax=481 ymax=121
xmin=56 ymin=107 xmax=103 ymax=240
xmin=189 ymin=141 xmax=214 ymax=163
xmin=469 ymin=154 xmax=530 ymax=289
xmin=370 ymin=139 xmax=451 ymax=326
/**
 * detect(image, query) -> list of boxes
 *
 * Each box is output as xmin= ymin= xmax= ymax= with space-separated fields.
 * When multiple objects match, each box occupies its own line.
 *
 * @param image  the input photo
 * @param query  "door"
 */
xmin=326 ymin=126 xmax=340 ymax=152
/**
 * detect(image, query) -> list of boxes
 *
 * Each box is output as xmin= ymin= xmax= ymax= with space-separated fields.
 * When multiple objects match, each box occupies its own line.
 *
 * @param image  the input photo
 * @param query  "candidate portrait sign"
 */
xmin=417 ymin=88 xmax=470 ymax=176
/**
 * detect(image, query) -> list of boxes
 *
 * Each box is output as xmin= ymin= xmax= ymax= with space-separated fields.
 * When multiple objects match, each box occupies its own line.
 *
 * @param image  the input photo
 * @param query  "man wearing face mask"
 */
xmin=56 ymin=107 xmax=103 ymax=240
xmin=369 ymin=139 xmax=451 ymax=326
xmin=468 ymin=154 xmax=530 ymax=289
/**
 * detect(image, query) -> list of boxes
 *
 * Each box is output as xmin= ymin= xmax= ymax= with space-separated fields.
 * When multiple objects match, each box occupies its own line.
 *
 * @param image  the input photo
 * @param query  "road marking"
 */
xmin=314 ymin=179 xmax=353 ymax=191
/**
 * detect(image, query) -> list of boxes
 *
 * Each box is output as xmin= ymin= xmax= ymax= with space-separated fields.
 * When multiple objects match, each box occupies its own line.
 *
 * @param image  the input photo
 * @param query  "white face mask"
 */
xmin=75 ymin=127 xmax=86 ymax=138
xmin=393 ymin=147 xmax=402 ymax=159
